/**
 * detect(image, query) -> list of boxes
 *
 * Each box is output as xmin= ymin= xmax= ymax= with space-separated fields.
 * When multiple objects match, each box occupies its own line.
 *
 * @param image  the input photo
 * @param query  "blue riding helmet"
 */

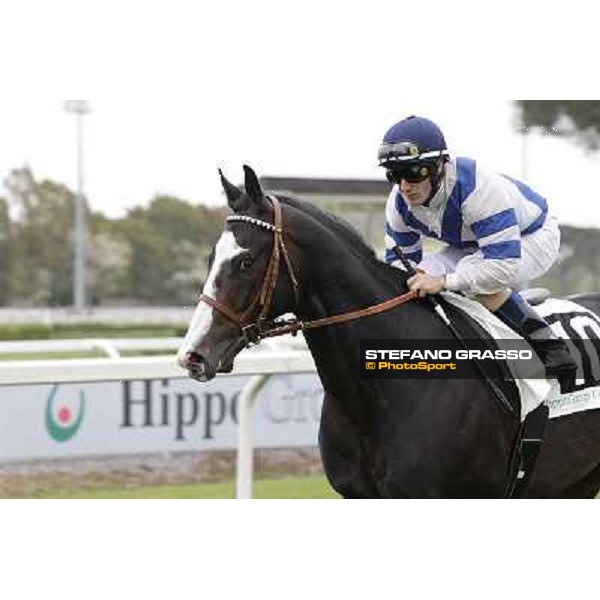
xmin=378 ymin=115 xmax=450 ymax=196
xmin=378 ymin=115 xmax=449 ymax=167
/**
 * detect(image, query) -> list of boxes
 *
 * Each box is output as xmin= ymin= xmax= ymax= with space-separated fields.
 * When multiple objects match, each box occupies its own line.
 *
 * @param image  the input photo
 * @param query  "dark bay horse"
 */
xmin=178 ymin=165 xmax=600 ymax=498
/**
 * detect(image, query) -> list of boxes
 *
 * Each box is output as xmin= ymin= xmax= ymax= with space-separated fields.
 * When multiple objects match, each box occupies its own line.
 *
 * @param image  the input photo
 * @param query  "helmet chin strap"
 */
xmin=423 ymin=159 xmax=447 ymax=205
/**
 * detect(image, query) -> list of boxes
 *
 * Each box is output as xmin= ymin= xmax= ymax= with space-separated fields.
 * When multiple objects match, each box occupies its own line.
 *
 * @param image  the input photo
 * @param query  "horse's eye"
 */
xmin=240 ymin=255 xmax=253 ymax=270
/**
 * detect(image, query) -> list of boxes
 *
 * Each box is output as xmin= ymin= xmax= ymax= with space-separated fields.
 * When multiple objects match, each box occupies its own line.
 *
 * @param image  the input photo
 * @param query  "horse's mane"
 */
xmin=276 ymin=194 xmax=379 ymax=264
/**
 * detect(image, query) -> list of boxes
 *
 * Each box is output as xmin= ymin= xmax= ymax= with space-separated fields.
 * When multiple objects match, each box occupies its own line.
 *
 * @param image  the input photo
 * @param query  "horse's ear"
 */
xmin=219 ymin=168 xmax=248 ymax=212
xmin=243 ymin=165 xmax=269 ymax=212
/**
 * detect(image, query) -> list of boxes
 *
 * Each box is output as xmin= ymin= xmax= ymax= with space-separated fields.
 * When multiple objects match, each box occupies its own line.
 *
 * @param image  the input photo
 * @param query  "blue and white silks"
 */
xmin=385 ymin=157 xmax=554 ymax=295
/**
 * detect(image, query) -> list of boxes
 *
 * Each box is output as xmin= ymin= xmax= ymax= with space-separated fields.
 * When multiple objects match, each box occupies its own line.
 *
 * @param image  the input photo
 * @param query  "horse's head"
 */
xmin=178 ymin=165 xmax=302 ymax=382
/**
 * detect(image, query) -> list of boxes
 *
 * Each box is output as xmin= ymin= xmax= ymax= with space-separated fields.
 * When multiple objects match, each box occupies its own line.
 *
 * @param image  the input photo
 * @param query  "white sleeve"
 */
xmin=445 ymin=172 xmax=521 ymax=294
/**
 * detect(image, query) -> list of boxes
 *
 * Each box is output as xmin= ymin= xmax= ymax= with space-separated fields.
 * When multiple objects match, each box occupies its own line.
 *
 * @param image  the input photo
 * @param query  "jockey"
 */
xmin=379 ymin=115 xmax=577 ymax=393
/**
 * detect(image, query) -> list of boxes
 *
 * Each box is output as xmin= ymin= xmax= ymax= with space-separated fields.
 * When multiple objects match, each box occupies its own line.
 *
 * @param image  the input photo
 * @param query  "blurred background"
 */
xmin=1 ymin=100 xmax=599 ymax=312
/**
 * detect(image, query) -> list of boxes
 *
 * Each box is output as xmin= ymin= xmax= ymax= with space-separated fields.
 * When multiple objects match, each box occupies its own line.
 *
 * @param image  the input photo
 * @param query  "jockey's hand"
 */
xmin=407 ymin=273 xmax=445 ymax=298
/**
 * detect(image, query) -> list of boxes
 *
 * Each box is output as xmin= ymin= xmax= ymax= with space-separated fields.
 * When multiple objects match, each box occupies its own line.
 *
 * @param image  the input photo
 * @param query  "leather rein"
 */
xmin=200 ymin=196 xmax=417 ymax=345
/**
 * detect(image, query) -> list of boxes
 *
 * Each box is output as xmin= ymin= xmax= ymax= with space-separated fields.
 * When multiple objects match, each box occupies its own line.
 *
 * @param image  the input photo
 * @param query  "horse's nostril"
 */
xmin=182 ymin=351 xmax=213 ymax=382
xmin=179 ymin=350 xmax=202 ymax=369
xmin=186 ymin=351 xmax=203 ymax=365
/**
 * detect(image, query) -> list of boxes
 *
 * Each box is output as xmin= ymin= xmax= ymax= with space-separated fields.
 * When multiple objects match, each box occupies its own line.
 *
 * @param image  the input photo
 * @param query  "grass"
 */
xmin=38 ymin=474 xmax=339 ymax=499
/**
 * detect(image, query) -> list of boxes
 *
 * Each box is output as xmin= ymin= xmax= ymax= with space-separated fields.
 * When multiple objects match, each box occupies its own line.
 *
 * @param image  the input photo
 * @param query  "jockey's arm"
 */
xmin=443 ymin=175 xmax=521 ymax=297
xmin=384 ymin=187 xmax=423 ymax=267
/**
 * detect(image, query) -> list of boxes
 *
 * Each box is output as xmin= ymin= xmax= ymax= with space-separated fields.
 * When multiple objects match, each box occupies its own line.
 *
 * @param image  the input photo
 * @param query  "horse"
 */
xmin=178 ymin=165 xmax=600 ymax=498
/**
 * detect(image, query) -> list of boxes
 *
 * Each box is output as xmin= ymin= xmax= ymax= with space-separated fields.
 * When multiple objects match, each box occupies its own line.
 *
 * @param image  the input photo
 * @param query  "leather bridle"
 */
xmin=200 ymin=195 xmax=417 ymax=345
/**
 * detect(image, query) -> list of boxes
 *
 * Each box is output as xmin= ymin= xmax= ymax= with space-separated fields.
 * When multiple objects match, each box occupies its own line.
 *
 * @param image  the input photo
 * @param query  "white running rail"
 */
xmin=0 ymin=337 xmax=184 ymax=358
xmin=0 ymin=347 xmax=317 ymax=499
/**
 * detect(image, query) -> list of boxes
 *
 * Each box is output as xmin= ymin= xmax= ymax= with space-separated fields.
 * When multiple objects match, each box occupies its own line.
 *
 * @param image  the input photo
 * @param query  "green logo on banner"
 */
xmin=45 ymin=385 xmax=86 ymax=442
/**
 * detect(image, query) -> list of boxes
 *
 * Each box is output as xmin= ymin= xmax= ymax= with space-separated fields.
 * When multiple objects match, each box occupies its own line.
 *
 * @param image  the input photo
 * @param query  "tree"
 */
xmin=117 ymin=195 xmax=226 ymax=304
xmin=88 ymin=229 xmax=132 ymax=304
xmin=0 ymin=197 xmax=12 ymax=305
xmin=3 ymin=167 xmax=77 ymax=305
xmin=1 ymin=168 xmax=228 ymax=306
xmin=114 ymin=216 xmax=171 ymax=303
xmin=515 ymin=101 xmax=600 ymax=150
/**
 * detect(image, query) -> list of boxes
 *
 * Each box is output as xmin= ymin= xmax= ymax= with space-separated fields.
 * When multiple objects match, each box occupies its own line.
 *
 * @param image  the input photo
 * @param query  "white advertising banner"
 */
xmin=0 ymin=374 xmax=323 ymax=462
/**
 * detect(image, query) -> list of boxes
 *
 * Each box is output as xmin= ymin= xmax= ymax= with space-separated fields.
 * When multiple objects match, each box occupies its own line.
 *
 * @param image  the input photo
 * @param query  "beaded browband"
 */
xmin=226 ymin=214 xmax=277 ymax=232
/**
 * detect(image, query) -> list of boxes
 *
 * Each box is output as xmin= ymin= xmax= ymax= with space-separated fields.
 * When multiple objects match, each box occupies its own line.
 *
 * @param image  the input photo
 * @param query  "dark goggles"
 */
xmin=386 ymin=163 xmax=434 ymax=184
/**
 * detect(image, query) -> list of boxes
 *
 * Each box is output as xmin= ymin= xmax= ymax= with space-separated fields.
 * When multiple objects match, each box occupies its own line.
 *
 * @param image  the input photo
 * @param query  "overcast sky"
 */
xmin=1 ymin=1 xmax=599 ymax=229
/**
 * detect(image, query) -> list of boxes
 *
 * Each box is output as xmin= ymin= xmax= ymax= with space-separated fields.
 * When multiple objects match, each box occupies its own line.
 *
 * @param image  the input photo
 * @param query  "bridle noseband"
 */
xmin=200 ymin=195 xmax=417 ymax=345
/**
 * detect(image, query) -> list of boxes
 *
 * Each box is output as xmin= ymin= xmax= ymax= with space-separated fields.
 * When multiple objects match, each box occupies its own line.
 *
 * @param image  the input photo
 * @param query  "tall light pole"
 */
xmin=64 ymin=100 xmax=91 ymax=311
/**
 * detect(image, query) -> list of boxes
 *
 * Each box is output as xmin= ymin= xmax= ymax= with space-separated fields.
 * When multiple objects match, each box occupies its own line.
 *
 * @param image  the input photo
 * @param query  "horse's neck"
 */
xmin=298 ymin=251 xmax=422 ymax=435
xmin=302 ymin=250 xmax=397 ymax=319
xmin=301 ymin=248 xmax=419 ymax=366
xmin=301 ymin=248 xmax=423 ymax=336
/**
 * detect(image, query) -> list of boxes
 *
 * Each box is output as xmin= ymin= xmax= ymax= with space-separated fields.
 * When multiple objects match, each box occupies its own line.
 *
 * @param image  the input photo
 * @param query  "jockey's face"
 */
xmin=399 ymin=176 xmax=433 ymax=206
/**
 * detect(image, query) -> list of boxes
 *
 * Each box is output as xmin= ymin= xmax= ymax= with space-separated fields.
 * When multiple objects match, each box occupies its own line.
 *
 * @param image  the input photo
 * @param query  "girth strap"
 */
xmin=503 ymin=402 xmax=550 ymax=498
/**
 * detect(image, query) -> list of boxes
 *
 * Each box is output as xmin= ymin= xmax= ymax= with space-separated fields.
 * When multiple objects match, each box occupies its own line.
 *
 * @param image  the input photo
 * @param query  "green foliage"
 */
xmin=535 ymin=225 xmax=600 ymax=296
xmin=0 ymin=197 xmax=12 ymax=305
xmin=114 ymin=195 xmax=227 ymax=305
xmin=4 ymin=169 xmax=77 ymax=305
xmin=1 ymin=168 xmax=227 ymax=307
xmin=514 ymin=100 xmax=600 ymax=150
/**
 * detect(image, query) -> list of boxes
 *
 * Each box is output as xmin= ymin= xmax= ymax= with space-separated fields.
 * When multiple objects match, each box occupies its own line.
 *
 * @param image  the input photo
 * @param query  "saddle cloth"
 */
xmin=441 ymin=292 xmax=600 ymax=421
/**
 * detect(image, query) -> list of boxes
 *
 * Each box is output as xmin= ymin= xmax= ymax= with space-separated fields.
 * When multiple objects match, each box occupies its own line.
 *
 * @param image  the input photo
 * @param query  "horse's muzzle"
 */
xmin=180 ymin=351 xmax=215 ymax=382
